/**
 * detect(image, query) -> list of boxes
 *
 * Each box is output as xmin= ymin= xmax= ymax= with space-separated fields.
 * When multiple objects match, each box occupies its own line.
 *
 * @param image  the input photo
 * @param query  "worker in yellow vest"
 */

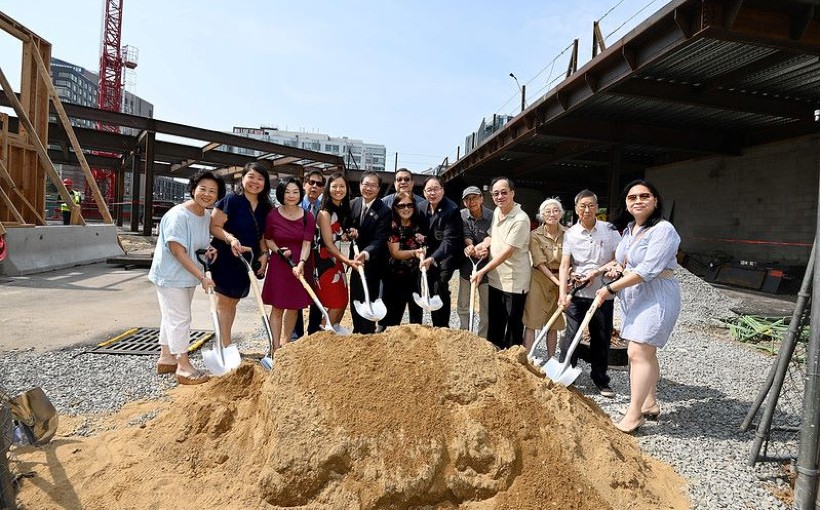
xmin=60 ymin=178 xmax=82 ymax=225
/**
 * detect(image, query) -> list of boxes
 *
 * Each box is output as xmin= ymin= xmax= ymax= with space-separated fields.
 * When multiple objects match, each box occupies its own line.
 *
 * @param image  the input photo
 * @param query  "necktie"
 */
xmin=360 ymin=204 xmax=368 ymax=224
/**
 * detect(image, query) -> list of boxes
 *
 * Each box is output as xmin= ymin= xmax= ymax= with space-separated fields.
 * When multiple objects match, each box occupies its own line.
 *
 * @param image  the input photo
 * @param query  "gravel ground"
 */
xmin=0 ymin=267 xmax=795 ymax=509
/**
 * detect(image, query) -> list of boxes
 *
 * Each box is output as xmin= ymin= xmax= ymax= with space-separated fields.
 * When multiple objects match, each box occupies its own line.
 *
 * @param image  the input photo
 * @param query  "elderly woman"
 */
xmin=149 ymin=169 xmax=225 ymax=385
xmin=595 ymin=179 xmax=681 ymax=434
xmin=522 ymin=198 xmax=566 ymax=357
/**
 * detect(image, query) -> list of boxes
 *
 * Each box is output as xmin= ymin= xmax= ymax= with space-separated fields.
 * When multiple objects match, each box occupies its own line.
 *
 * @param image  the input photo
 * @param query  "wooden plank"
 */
xmin=0 ymin=185 xmax=24 ymax=223
xmin=0 ymin=64 xmax=85 ymax=225
xmin=29 ymin=37 xmax=113 ymax=223
xmin=0 ymin=159 xmax=44 ymax=224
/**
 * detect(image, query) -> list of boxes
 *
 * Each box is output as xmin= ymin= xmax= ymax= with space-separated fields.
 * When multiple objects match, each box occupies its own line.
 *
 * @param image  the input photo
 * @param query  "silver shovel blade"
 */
xmin=542 ymin=358 xmax=563 ymax=382
xmin=369 ymin=299 xmax=388 ymax=321
xmin=412 ymin=292 xmax=427 ymax=308
xmin=427 ymin=295 xmax=444 ymax=311
xmin=260 ymin=356 xmax=274 ymax=370
xmin=203 ymin=343 xmax=241 ymax=377
xmin=331 ymin=324 xmax=352 ymax=335
xmin=353 ymin=299 xmax=383 ymax=322
xmin=556 ymin=366 xmax=582 ymax=387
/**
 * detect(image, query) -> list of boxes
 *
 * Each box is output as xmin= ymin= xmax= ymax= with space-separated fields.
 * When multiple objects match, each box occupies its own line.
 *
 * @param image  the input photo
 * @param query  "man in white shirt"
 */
xmin=473 ymin=177 xmax=532 ymax=349
xmin=558 ymin=190 xmax=621 ymax=397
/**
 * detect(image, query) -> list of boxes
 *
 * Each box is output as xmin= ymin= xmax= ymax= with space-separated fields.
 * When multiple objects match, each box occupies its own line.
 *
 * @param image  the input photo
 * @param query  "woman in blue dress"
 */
xmin=209 ymin=161 xmax=273 ymax=348
xmin=595 ymin=179 xmax=681 ymax=433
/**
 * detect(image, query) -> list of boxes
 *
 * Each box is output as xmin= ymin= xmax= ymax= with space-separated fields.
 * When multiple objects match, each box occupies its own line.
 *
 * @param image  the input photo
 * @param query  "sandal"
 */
xmin=156 ymin=363 xmax=178 ymax=375
xmin=176 ymin=369 xmax=211 ymax=385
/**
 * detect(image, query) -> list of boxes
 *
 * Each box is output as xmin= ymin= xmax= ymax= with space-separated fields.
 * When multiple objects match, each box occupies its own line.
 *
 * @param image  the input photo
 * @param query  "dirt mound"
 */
xmin=16 ymin=325 xmax=686 ymax=509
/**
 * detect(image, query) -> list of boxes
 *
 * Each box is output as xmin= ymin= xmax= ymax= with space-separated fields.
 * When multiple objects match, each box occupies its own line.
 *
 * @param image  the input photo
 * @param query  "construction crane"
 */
xmin=88 ymin=0 xmax=137 ymax=210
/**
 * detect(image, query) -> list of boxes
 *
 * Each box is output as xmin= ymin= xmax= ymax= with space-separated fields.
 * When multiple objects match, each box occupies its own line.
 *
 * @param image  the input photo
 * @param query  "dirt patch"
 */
xmin=15 ymin=325 xmax=687 ymax=509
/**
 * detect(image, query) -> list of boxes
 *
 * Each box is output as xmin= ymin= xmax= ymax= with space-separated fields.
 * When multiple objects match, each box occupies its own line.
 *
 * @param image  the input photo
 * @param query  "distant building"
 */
xmin=464 ymin=114 xmax=513 ymax=155
xmin=231 ymin=126 xmax=387 ymax=172
xmin=48 ymin=57 xmax=171 ymax=207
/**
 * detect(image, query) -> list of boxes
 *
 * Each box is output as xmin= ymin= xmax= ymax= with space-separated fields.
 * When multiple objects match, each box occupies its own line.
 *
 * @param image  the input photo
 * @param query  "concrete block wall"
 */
xmin=646 ymin=136 xmax=818 ymax=266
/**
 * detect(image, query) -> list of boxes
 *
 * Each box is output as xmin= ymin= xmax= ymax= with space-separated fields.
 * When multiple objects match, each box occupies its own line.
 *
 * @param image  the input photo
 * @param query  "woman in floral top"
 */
xmin=382 ymin=191 xmax=429 ymax=327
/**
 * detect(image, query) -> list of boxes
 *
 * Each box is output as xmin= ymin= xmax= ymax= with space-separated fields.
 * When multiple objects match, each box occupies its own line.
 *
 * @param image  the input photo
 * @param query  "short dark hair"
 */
xmin=305 ymin=169 xmax=324 ymax=184
xmin=490 ymin=176 xmax=514 ymax=191
xmin=422 ymin=175 xmax=442 ymax=189
xmin=395 ymin=168 xmax=412 ymax=178
xmin=360 ymin=170 xmax=381 ymax=186
xmin=275 ymin=176 xmax=304 ymax=204
xmin=188 ymin=169 xmax=225 ymax=199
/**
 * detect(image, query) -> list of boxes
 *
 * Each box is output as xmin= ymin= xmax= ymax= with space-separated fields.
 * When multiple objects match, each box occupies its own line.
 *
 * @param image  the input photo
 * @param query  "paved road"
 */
xmin=0 ymin=261 xmax=260 ymax=352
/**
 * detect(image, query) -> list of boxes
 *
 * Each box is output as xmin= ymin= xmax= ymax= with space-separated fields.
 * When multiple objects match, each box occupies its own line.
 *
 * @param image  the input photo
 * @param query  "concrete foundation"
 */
xmin=0 ymin=224 xmax=124 ymax=276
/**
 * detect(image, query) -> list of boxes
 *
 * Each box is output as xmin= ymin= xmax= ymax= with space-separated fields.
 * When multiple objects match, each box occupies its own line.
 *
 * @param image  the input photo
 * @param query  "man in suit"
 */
xmin=293 ymin=170 xmax=325 ymax=339
xmin=349 ymin=171 xmax=391 ymax=334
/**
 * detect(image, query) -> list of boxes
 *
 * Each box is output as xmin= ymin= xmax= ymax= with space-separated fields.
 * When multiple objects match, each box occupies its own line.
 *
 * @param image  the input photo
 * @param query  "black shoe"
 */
xmin=596 ymin=384 xmax=615 ymax=398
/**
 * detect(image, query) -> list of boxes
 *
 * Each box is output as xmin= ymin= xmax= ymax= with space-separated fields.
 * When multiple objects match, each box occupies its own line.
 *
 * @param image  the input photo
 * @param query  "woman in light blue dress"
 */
xmin=595 ymin=179 xmax=681 ymax=433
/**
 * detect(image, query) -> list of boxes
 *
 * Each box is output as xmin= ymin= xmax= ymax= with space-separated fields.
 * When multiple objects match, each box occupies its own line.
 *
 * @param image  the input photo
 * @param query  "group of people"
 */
xmin=148 ymin=163 xmax=682 ymax=434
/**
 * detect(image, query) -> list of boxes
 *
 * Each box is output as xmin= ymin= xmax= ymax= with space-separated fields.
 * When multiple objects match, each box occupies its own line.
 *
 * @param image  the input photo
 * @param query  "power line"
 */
xmin=605 ymin=0 xmax=660 ymax=40
xmin=597 ymin=0 xmax=627 ymax=23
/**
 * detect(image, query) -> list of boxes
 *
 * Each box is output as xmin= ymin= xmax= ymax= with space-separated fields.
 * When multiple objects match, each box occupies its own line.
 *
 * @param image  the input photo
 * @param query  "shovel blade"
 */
xmin=427 ymin=296 xmax=444 ymax=311
xmin=556 ymin=366 xmax=582 ymax=387
xmin=203 ymin=343 xmax=241 ymax=377
xmin=369 ymin=299 xmax=388 ymax=321
xmin=412 ymin=292 xmax=427 ymax=309
xmin=542 ymin=358 xmax=563 ymax=381
xmin=260 ymin=356 xmax=274 ymax=371
xmin=353 ymin=299 xmax=384 ymax=322
xmin=332 ymin=324 xmax=352 ymax=336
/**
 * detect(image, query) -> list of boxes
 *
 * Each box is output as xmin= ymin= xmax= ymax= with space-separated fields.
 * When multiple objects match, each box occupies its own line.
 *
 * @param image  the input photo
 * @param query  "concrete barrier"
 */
xmin=0 ymin=225 xmax=124 ymax=276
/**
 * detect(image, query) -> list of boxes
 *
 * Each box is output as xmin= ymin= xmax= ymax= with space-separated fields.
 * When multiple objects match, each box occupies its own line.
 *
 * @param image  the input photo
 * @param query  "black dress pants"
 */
xmin=487 ymin=285 xmax=527 ymax=350
xmin=380 ymin=270 xmax=422 ymax=328
xmin=426 ymin=266 xmax=452 ymax=328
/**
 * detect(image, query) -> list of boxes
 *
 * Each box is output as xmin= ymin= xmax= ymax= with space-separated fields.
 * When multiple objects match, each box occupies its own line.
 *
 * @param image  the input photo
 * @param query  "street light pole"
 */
xmin=509 ymin=73 xmax=526 ymax=112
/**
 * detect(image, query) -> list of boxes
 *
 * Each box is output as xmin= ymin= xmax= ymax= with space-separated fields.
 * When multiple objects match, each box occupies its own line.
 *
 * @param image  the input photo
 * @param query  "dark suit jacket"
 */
xmin=419 ymin=196 xmax=463 ymax=273
xmin=349 ymin=197 xmax=391 ymax=276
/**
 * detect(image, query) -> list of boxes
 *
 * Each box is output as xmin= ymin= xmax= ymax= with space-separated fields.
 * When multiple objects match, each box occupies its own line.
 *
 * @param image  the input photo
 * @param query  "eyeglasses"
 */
xmin=576 ymin=202 xmax=597 ymax=210
xmin=626 ymin=193 xmax=653 ymax=202
xmin=361 ymin=182 xmax=379 ymax=189
xmin=396 ymin=176 xmax=411 ymax=182
xmin=308 ymin=180 xmax=324 ymax=187
xmin=395 ymin=202 xmax=414 ymax=210
xmin=424 ymin=187 xmax=442 ymax=194
xmin=491 ymin=190 xmax=509 ymax=198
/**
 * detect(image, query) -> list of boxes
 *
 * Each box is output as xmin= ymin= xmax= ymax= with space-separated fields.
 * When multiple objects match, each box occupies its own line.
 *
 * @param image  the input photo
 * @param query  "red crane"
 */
xmin=90 ymin=0 xmax=137 ymax=209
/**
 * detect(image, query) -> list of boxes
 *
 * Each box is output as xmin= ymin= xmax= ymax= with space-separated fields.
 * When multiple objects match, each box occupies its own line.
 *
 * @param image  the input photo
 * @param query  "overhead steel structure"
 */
xmin=441 ymin=0 xmax=820 ymax=206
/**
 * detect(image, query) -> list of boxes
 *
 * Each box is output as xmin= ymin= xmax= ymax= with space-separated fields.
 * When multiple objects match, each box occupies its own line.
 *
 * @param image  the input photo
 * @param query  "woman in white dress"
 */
xmin=595 ymin=179 xmax=681 ymax=433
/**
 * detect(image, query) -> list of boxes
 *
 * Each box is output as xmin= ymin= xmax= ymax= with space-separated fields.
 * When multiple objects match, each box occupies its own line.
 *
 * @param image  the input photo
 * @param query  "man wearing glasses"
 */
xmin=349 ymin=171 xmax=391 ymax=333
xmin=382 ymin=168 xmax=424 ymax=209
xmin=293 ymin=170 xmax=325 ymax=338
xmin=558 ymin=189 xmax=622 ymax=397
xmin=472 ymin=177 xmax=531 ymax=349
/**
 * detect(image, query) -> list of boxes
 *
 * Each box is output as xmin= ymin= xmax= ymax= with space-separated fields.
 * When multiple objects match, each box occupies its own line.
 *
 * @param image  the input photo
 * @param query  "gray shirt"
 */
xmin=459 ymin=206 xmax=493 ymax=280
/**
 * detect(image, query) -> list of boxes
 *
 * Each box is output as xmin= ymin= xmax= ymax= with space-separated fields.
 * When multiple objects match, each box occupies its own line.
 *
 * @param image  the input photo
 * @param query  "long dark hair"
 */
xmin=237 ymin=161 xmax=273 ymax=212
xmin=320 ymin=172 xmax=351 ymax=227
xmin=391 ymin=191 xmax=420 ymax=226
xmin=612 ymin=179 xmax=665 ymax=231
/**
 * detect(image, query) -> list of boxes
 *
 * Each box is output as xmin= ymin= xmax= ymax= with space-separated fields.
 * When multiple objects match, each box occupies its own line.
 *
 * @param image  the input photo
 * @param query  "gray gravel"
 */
xmin=0 ymin=267 xmax=794 ymax=509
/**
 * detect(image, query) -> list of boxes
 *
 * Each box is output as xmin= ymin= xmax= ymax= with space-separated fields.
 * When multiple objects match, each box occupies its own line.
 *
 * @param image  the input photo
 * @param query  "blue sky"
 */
xmin=0 ymin=0 xmax=661 ymax=170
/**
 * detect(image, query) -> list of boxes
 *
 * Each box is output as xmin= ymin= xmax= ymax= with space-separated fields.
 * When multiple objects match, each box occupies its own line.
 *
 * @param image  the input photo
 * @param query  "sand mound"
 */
xmin=16 ymin=325 xmax=686 ymax=509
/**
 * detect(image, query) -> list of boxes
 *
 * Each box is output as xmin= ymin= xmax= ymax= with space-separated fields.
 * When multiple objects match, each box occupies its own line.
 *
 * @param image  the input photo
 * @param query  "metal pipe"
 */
xmin=794 ymin=167 xmax=820 ymax=509
xmin=742 ymin=239 xmax=814 ymax=464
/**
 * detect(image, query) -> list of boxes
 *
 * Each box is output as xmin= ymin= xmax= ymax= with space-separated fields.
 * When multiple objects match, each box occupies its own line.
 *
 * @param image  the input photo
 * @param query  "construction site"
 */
xmin=1 ymin=0 xmax=820 ymax=509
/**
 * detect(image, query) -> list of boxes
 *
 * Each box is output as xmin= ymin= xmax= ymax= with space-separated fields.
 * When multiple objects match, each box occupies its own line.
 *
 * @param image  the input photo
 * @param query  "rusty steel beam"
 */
xmin=611 ymin=78 xmax=815 ymax=120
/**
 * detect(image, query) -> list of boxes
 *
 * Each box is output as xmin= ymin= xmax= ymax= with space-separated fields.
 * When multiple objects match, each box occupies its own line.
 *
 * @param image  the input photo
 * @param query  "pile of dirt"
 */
xmin=16 ymin=325 xmax=686 ymax=509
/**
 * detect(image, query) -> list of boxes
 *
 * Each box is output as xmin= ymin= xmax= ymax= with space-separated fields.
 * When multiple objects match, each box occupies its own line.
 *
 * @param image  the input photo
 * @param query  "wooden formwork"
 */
xmin=0 ymin=11 xmax=112 ymax=231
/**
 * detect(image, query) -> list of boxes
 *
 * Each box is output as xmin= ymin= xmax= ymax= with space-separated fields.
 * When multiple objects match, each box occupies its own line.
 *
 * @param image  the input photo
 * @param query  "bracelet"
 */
xmin=606 ymin=283 xmax=616 ymax=295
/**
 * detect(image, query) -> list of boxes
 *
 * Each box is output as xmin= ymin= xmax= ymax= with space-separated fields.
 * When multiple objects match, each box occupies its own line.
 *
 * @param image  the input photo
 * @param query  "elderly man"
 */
xmin=382 ymin=167 xmax=424 ymax=209
xmin=473 ymin=177 xmax=531 ymax=349
xmin=293 ymin=170 xmax=325 ymax=338
xmin=558 ymin=189 xmax=621 ymax=397
xmin=459 ymin=186 xmax=492 ymax=338
xmin=349 ymin=171 xmax=391 ymax=334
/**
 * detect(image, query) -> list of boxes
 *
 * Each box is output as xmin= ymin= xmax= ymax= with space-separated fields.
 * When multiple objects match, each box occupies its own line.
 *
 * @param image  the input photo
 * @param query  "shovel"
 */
xmin=413 ymin=264 xmax=443 ymax=312
xmin=238 ymin=252 xmax=275 ymax=370
xmin=529 ymin=277 xmax=589 ymax=367
xmin=278 ymin=251 xmax=351 ymax=335
xmin=351 ymin=243 xmax=387 ymax=322
xmin=196 ymin=249 xmax=242 ymax=376
xmin=543 ymin=295 xmax=603 ymax=386
xmin=467 ymin=256 xmax=481 ymax=333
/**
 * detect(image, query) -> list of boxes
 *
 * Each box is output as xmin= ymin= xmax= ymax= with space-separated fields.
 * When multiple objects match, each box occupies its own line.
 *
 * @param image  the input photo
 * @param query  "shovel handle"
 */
xmin=351 ymin=243 xmax=373 ymax=304
xmin=528 ymin=304 xmax=566 ymax=359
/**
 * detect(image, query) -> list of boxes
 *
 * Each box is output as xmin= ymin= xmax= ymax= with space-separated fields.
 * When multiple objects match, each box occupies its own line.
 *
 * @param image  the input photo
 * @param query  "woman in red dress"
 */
xmin=314 ymin=172 xmax=360 ymax=328
xmin=262 ymin=176 xmax=315 ymax=349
